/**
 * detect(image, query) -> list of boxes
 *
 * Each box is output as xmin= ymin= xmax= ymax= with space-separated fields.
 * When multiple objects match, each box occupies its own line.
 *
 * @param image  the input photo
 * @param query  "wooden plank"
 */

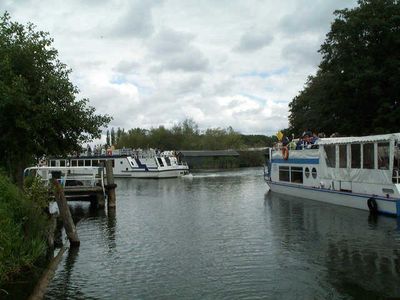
xmin=63 ymin=186 xmax=103 ymax=192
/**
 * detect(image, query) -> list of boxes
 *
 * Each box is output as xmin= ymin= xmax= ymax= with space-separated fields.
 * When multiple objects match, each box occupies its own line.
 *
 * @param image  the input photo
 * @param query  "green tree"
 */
xmin=116 ymin=127 xmax=122 ymax=144
xmin=289 ymin=0 xmax=400 ymax=136
xmin=106 ymin=129 xmax=111 ymax=146
xmin=110 ymin=127 xmax=115 ymax=145
xmin=117 ymin=127 xmax=148 ymax=149
xmin=0 ymin=13 xmax=111 ymax=183
xmin=180 ymin=118 xmax=199 ymax=149
xmin=148 ymin=126 xmax=176 ymax=150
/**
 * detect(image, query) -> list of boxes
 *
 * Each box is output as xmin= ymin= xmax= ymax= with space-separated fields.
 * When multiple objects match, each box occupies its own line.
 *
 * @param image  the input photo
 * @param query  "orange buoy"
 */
xmin=281 ymin=146 xmax=289 ymax=160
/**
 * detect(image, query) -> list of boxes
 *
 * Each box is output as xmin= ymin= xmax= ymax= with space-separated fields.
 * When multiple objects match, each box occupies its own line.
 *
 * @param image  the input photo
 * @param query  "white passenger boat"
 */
xmin=47 ymin=150 xmax=189 ymax=179
xmin=264 ymin=133 xmax=400 ymax=217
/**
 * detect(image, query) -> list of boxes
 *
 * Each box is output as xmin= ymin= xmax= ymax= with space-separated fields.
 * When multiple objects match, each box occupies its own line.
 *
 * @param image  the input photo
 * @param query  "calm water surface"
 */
xmin=43 ymin=168 xmax=400 ymax=299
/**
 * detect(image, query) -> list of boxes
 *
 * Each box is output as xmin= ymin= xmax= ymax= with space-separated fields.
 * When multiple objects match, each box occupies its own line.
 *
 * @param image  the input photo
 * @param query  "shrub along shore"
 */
xmin=0 ymin=173 xmax=49 ymax=289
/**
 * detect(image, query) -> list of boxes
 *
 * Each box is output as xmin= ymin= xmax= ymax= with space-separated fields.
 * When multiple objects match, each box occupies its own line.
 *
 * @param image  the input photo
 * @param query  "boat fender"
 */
xmin=367 ymin=197 xmax=378 ymax=214
xmin=281 ymin=146 xmax=289 ymax=160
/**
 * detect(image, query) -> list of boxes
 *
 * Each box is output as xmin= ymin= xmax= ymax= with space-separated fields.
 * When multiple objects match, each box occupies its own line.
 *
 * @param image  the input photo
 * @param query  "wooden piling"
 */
xmin=52 ymin=180 xmax=80 ymax=247
xmin=97 ymin=166 xmax=105 ymax=208
xmin=105 ymin=160 xmax=116 ymax=208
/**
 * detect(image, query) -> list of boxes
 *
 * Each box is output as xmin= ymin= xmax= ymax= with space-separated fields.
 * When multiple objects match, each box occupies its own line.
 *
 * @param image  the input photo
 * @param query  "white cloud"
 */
xmin=147 ymin=28 xmax=209 ymax=72
xmin=110 ymin=0 xmax=162 ymax=38
xmin=2 ymin=0 xmax=358 ymax=139
xmin=235 ymin=29 xmax=274 ymax=52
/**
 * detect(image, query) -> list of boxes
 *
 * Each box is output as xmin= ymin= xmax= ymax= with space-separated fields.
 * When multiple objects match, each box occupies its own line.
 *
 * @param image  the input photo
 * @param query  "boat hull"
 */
xmin=116 ymin=168 xmax=188 ymax=179
xmin=266 ymin=180 xmax=400 ymax=217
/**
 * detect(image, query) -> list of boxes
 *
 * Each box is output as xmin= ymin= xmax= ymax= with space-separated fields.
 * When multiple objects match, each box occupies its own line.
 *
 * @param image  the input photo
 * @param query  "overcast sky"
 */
xmin=2 ymin=0 xmax=357 ymax=137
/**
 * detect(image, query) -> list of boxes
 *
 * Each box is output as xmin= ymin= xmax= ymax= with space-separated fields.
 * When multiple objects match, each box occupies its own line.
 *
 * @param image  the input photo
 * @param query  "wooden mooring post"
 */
xmin=52 ymin=177 xmax=80 ymax=247
xmin=97 ymin=167 xmax=105 ymax=208
xmin=105 ymin=160 xmax=117 ymax=208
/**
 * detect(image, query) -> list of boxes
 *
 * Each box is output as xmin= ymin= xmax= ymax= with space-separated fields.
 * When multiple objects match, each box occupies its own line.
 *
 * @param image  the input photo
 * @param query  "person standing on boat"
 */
xmin=288 ymin=135 xmax=297 ymax=150
xmin=297 ymin=130 xmax=313 ymax=149
xmin=296 ymin=137 xmax=304 ymax=150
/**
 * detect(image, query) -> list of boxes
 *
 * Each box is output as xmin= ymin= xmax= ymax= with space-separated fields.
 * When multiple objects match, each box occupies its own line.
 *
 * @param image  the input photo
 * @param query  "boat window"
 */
xmin=92 ymin=160 xmax=99 ymax=166
xmin=50 ymin=160 xmax=56 ymax=167
xmin=100 ymin=160 xmax=106 ymax=167
xmin=378 ymin=142 xmax=390 ymax=170
xmin=393 ymin=147 xmax=400 ymax=183
xmin=127 ymin=158 xmax=135 ymax=167
xmin=339 ymin=145 xmax=347 ymax=168
xmin=157 ymin=157 xmax=164 ymax=167
xmin=85 ymin=160 xmax=91 ymax=166
xmin=279 ymin=166 xmax=290 ymax=182
xmin=311 ymin=167 xmax=317 ymax=179
xmin=78 ymin=160 xmax=84 ymax=167
xmin=290 ymin=167 xmax=303 ymax=183
xmin=363 ymin=143 xmax=375 ymax=169
xmin=71 ymin=160 xmax=77 ymax=167
xmin=165 ymin=157 xmax=171 ymax=166
xmin=351 ymin=144 xmax=361 ymax=168
xmin=60 ymin=160 xmax=66 ymax=167
xmin=112 ymin=159 xmax=115 ymax=168
xmin=305 ymin=167 xmax=310 ymax=178
xmin=324 ymin=145 xmax=336 ymax=168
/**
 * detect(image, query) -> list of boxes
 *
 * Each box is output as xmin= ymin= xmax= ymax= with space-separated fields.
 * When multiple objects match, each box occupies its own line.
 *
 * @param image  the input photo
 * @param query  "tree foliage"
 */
xmin=0 ymin=13 xmax=111 ymax=181
xmin=106 ymin=129 xmax=111 ymax=146
xmin=115 ymin=119 xmax=275 ymax=150
xmin=288 ymin=0 xmax=400 ymax=136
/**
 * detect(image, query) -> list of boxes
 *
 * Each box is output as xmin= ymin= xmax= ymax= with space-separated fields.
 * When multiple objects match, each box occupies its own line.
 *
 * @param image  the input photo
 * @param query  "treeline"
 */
xmin=106 ymin=119 xmax=276 ymax=150
xmin=288 ymin=0 xmax=400 ymax=136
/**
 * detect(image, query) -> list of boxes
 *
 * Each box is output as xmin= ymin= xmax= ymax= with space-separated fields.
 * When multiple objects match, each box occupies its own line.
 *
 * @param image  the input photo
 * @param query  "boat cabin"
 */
xmin=267 ymin=133 xmax=400 ymax=199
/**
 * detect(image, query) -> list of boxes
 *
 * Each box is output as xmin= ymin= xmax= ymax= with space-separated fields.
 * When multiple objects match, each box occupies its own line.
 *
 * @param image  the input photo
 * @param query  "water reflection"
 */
xmin=266 ymin=192 xmax=400 ymax=298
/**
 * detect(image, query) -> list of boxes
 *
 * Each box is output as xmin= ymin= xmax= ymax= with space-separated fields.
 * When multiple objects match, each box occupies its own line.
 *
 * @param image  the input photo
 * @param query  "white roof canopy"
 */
xmin=318 ymin=133 xmax=400 ymax=145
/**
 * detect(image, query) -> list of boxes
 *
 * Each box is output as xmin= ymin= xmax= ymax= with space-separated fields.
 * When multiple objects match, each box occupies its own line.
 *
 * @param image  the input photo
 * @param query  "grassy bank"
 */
xmin=0 ymin=173 xmax=49 ymax=287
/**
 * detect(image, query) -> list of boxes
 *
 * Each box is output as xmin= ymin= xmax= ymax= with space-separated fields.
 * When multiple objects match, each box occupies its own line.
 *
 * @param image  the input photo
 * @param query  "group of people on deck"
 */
xmin=282 ymin=130 xmax=323 ymax=150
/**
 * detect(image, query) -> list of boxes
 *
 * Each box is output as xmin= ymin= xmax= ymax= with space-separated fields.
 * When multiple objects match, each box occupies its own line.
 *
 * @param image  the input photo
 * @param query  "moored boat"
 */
xmin=264 ymin=133 xmax=400 ymax=217
xmin=46 ymin=149 xmax=189 ymax=179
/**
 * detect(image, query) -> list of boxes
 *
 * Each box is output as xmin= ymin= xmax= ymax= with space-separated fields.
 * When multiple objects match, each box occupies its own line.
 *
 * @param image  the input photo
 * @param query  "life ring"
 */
xmin=281 ymin=146 xmax=289 ymax=160
xmin=367 ymin=197 xmax=378 ymax=214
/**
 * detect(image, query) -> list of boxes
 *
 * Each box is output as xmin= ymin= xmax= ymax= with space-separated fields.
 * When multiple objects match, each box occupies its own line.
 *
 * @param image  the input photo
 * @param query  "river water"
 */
xmin=41 ymin=168 xmax=399 ymax=299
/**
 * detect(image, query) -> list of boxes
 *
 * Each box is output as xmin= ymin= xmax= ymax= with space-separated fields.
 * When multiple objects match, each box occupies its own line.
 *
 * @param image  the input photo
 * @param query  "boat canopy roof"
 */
xmin=318 ymin=133 xmax=400 ymax=145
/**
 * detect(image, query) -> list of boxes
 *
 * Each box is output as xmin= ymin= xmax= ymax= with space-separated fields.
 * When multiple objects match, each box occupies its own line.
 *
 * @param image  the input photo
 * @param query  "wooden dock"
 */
xmin=25 ymin=163 xmax=117 ymax=208
xmin=24 ymin=162 xmax=117 ymax=247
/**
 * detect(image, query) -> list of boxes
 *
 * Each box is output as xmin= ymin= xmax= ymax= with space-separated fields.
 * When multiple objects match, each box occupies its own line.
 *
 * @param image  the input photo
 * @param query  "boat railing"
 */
xmin=24 ymin=166 xmax=105 ymax=191
xmin=273 ymin=143 xmax=318 ymax=151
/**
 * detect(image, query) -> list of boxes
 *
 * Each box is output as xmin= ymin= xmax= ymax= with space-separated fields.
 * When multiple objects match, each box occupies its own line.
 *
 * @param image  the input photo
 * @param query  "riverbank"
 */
xmin=0 ymin=174 xmax=49 ymax=295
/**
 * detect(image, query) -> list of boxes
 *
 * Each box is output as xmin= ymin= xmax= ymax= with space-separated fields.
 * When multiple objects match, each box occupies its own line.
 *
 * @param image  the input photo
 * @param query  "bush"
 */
xmin=237 ymin=151 xmax=266 ymax=167
xmin=0 ymin=173 xmax=48 ymax=285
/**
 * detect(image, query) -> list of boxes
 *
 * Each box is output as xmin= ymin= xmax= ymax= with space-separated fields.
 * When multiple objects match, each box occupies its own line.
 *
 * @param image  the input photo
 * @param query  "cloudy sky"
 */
xmin=1 ymin=0 xmax=357 ymax=137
